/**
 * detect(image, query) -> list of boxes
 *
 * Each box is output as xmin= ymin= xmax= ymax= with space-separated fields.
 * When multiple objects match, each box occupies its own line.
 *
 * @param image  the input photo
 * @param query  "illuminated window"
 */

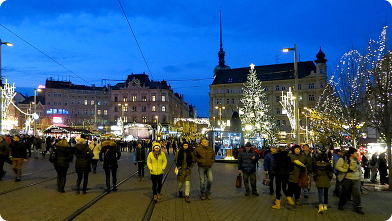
xmin=152 ymin=95 xmax=156 ymax=101
xmin=161 ymin=95 xmax=166 ymax=102
xmin=97 ymin=109 xmax=102 ymax=115
xmin=132 ymin=96 xmax=137 ymax=102
xmin=84 ymin=100 xmax=88 ymax=105
xmin=142 ymin=95 xmax=147 ymax=101
xmin=91 ymin=100 xmax=95 ymax=105
xmin=142 ymin=116 xmax=147 ymax=123
xmin=123 ymin=97 xmax=127 ymax=102
xmin=152 ymin=106 xmax=156 ymax=112
xmin=104 ymin=110 xmax=108 ymax=115
xmin=162 ymin=106 xmax=166 ymax=112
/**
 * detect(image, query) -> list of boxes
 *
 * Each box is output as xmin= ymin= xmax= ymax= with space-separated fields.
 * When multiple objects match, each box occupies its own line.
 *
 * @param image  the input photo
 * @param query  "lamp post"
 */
xmin=155 ymin=115 xmax=159 ymax=140
xmin=215 ymin=106 xmax=226 ymax=131
xmin=33 ymin=88 xmax=42 ymax=136
xmin=302 ymin=109 xmax=308 ymax=144
xmin=118 ymin=103 xmax=128 ymax=137
xmin=0 ymin=39 xmax=13 ymax=134
xmin=283 ymin=44 xmax=300 ymax=144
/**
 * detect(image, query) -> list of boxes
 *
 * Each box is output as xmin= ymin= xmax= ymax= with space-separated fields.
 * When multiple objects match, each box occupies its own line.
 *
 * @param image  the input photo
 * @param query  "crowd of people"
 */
xmin=0 ymin=134 xmax=389 ymax=214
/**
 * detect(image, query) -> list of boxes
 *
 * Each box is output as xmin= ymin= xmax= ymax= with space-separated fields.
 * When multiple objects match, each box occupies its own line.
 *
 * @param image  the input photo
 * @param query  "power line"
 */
xmin=117 ymin=0 xmax=152 ymax=78
xmin=0 ymin=23 xmax=91 ymax=85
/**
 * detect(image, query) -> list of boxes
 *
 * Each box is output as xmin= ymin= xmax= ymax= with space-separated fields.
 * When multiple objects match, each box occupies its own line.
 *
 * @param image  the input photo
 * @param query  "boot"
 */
xmin=59 ymin=177 xmax=66 ymax=193
xmin=153 ymin=195 xmax=158 ymax=203
xmin=323 ymin=204 xmax=328 ymax=211
xmin=286 ymin=196 xmax=295 ymax=205
xmin=93 ymin=165 xmax=97 ymax=174
xmin=112 ymin=178 xmax=117 ymax=192
xmin=185 ymin=196 xmax=190 ymax=203
xmin=157 ymin=193 xmax=162 ymax=199
xmin=57 ymin=177 xmax=61 ymax=192
xmin=318 ymin=204 xmax=324 ymax=213
xmin=76 ymin=179 xmax=81 ymax=194
xmin=179 ymin=191 xmax=184 ymax=198
xmin=272 ymin=199 xmax=281 ymax=209
xmin=106 ymin=180 xmax=111 ymax=193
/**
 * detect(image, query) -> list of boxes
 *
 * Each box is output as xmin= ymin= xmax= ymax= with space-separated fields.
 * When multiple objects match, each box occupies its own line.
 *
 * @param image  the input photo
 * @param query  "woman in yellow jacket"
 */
xmin=147 ymin=142 xmax=167 ymax=202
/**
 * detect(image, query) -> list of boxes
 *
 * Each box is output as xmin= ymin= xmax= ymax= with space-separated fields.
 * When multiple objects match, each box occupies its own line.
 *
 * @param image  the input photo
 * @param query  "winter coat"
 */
xmin=175 ymin=148 xmax=193 ymax=182
xmin=313 ymin=157 xmax=333 ymax=188
xmin=133 ymin=146 xmax=148 ymax=163
xmin=89 ymin=141 xmax=101 ymax=160
xmin=303 ymin=152 xmax=314 ymax=173
xmin=0 ymin=140 xmax=10 ymax=157
xmin=74 ymin=142 xmax=91 ymax=173
xmin=54 ymin=144 xmax=73 ymax=168
xmin=336 ymin=157 xmax=361 ymax=181
xmin=238 ymin=148 xmax=259 ymax=173
xmin=33 ymin=137 xmax=43 ymax=149
xmin=99 ymin=140 xmax=121 ymax=170
xmin=332 ymin=153 xmax=342 ymax=173
xmin=263 ymin=152 xmax=275 ymax=174
xmin=273 ymin=151 xmax=294 ymax=176
xmin=10 ymin=141 xmax=27 ymax=159
xmin=378 ymin=153 xmax=388 ymax=177
xmin=147 ymin=151 xmax=167 ymax=175
xmin=288 ymin=153 xmax=306 ymax=183
xmin=194 ymin=145 xmax=215 ymax=168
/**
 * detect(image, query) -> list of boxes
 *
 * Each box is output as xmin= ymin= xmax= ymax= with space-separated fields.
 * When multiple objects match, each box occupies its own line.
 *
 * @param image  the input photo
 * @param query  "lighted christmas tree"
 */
xmin=240 ymin=63 xmax=277 ymax=145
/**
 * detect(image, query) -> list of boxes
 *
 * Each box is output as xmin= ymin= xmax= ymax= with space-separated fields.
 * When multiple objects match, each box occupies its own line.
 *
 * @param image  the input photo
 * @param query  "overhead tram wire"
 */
xmin=0 ymin=23 xmax=90 ymax=85
xmin=117 ymin=0 xmax=152 ymax=78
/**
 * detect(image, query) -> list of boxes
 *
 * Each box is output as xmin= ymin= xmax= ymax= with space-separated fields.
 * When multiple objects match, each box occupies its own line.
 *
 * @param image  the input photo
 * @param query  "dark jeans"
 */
xmin=55 ymin=166 xmax=68 ymax=191
xmin=287 ymin=181 xmax=301 ymax=200
xmin=339 ymin=178 xmax=361 ymax=208
xmin=0 ymin=155 xmax=7 ymax=176
xmin=317 ymin=187 xmax=329 ymax=204
xmin=275 ymin=174 xmax=289 ymax=200
xmin=243 ymin=172 xmax=256 ymax=192
xmin=104 ymin=168 xmax=117 ymax=187
xmin=77 ymin=172 xmax=90 ymax=191
xmin=137 ymin=162 xmax=145 ymax=177
xmin=333 ymin=172 xmax=341 ymax=195
xmin=151 ymin=174 xmax=163 ymax=195
xmin=269 ymin=173 xmax=275 ymax=194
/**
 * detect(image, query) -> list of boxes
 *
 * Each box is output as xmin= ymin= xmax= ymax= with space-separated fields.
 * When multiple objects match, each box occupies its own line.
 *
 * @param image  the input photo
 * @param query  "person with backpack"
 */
xmin=133 ymin=141 xmax=148 ymax=181
xmin=100 ymin=139 xmax=121 ymax=192
xmin=313 ymin=151 xmax=333 ymax=213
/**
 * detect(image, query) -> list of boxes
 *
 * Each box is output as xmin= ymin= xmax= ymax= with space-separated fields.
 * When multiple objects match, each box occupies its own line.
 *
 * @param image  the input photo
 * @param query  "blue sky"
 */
xmin=0 ymin=0 xmax=391 ymax=117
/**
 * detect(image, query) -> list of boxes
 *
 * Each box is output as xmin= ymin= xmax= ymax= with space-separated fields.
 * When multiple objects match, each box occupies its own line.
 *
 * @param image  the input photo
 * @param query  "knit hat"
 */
xmin=153 ymin=142 xmax=161 ymax=149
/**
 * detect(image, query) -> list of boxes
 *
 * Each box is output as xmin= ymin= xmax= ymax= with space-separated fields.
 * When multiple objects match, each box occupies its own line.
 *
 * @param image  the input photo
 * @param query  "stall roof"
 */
xmin=42 ymin=125 xmax=93 ymax=135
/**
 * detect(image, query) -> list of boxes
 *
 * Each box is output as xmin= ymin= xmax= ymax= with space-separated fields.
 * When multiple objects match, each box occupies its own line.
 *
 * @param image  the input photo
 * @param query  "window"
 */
xmin=226 ymin=89 xmax=230 ymax=93
xmin=152 ymin=106 xmax=156 ymax=112
xmin=97 ymin=109 xmax=102 ymax=115
xmin=124 ymin=116 xmax=128 ymax=123
xmin=320 ymin=83 xmax=324 ymax=88
xmin=308 ymin=83 xmax=315 ymax=89
xmin=123 ymin=97 xmax=128 ymax=102
xmin=226 ymin=99 xmax=230 ymax=104
xmin=281 ymin=86 xmax=286 ymax=91
xmin=152 ymin=95 xmax=156 ymax=101
xmin=276 ymin=85 xmax=280 ymax=91
xmin=77 ymin=100 xmax=81 ymax=105
xmin=162 ymin=106 xmax=166 ymax=112
xmin=276 ymin=96 xmax=280 ymax=102
xmin=64 ymin=101 xmax=67 ymax=106
xmin=91 ymin=100 xmax=95 ymax=105
xmin=298 ymin=84 xmax=302 ymax=90
xmin=231 ymin=99 xmax=235 ymax=104
xmin=84 ymin=109 xmax=88 ymax=115
xmin=47 ymin=92 xmax=51 ymax=97
xmin=282 ymin=120 xmax=286 ymax=126
xmin=142 ymin=95 xmax=147 ymax=101
xmin=276 ymin=120 xmax=281 ymax=126
xmin=71 ymin=100 xmax=74 ymax=104
xmin=114 ymin=96 xmax=118 ymax=102
xmin=115 ymin=106 xmax=118 ymax=112
xmin=277 ymin=108 xmax=281 ymax=114
xmin=84 ymin=100 xmax=88 ymax=105
xmin=104 ymin=110 xmax=108 ymax=115
xmin=132 ymin=106 xmax=137 ymax=112
xmin=91 ymin=109 xmax=95 ymax=115
xmin=161 ymin=95 xmax=166 ymax=102
xmin=309 ymin=95 xmax=315 ymax=101
xmin=239 ymin=89 xmax=243 ymax=93
xmin=263 ymin=86 xmax=268 ymax=91
xmin=227 ymin=78 xmax=233 ymax=83
xmin=231 ymin=89 xmax=235 ymax=93
xmin=142 ymin=116 xmax=147 ymax=123
xmin=123 ymin=106 xmax=128 ymax=112
xmin=132 ymin=116 xmax=137 ymax=122
xmin=216 ymin=99 xmax=222 ymax=104
xmin=47 ymin=101 xmax=51 ymax=105
xmin=216 ymin=89 xmax=221 ymax=94
xmin=142 ymin=106 xmax=147 ymax=112
xmin=58 ymin=101 xmax=61 ymax=105
xmin=53 ymin=92 xmax=57 ymax=97
xmin=132 ymin=96 xmax=137 ymax=102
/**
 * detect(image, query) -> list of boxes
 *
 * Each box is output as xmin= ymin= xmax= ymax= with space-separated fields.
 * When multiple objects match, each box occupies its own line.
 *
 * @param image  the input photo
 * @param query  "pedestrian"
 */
xmin=10 ymin=135 xmax=27 ymax=182
xmin=332 ymin=149 xmax=343 ymax=196
xmin=53 ymin=139 xmax=73 ymax=193
xmin=336 ymin=147 xmax=365 ymax=214
xmin=370 ymin=152 xmax=378 ymax=183
xmin=238 ymin=142 xmax=260 ymax=196
xmin=89 ymin=138 xmax=101 ymax=174
xmin=301 ymin=144 xmax=313 ymax=198
xmin=147 ymin=142 xmax=167 ymax=202
xmin=74 ymin=138 xmax=92 ymax=194
xmin=263 ymin=145 xmax=277 ymax=195
xmin=287 ymin=145 xmax=307 ymax=206
xmin=133 ymin=141 xmax=148 ymax=181
xmin=99 ymin=139 xmax=121 ymax=192
xmin=194 ymin=138 xmax=216 ymax=200
xmin=271 ymin=145 xmax=294 ymax=209
xmin=33 ymin=135 xmax=43 ymax=159
xmin=361 ymin=153 xmax=370 ymax=179
xmin=23 ymin=135 xmax=33 ymax=158
xmin=0 ymin=136 xmax=10 ymax=180
xmin=313 ymin=151 xmax=333 ymax=213
xmin=175 ymin=141 xmax=194 ymax=203
xmin=172 ymin=140 xmax=177 ymax=155
xmin=378 ymin=152 xmax=388 ymax=185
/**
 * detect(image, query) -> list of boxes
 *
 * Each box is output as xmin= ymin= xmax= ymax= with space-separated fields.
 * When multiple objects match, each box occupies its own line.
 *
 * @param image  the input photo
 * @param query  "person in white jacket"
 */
xmin=147 ymin=142 xmax=167 ymax=202
xmin=89 ymin=138 xmax=101 ymax=174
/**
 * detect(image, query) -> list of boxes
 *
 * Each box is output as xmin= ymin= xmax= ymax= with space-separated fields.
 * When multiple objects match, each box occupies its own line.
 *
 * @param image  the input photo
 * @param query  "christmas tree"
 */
xmin=240 ymin=64 xmax=277 ymax=145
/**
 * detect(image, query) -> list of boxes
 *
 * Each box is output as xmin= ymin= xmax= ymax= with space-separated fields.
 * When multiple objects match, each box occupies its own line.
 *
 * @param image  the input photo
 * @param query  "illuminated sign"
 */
xmin=38 ymin=85 xmax=46 ymax=89
xmin=53 ymin=116 xmax=63 ymax=124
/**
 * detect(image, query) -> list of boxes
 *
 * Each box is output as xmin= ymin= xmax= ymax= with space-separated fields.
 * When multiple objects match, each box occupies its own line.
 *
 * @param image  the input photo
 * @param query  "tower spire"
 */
xmin=213 ymin=9 xmax=230 ymax=77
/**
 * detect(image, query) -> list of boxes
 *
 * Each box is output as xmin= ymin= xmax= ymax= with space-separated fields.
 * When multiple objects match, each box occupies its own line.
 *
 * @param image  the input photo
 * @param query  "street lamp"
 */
xmin=283 ymin=44 xmax=300 ymax=144
xmin=215 ymin=106 xmax=226 ymax=131
xmin=33 ymin=88 xmax=42 ymax=136
xmin=0 ymin=39 xmax=13 ymax=134
xmin=155 ymin=115 xmax=159 ymax=140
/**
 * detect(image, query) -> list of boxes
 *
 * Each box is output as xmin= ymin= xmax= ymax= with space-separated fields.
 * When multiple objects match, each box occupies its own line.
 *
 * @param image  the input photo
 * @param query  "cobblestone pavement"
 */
xmin=0 ymin=151 xmax=391 ymax=221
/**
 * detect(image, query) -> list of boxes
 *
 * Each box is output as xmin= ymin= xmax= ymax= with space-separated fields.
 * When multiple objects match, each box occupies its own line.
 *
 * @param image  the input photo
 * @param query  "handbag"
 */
xmin=49 ymin=149 xmax=56 ymax=163
xmin=235 ymin=173 xmax=242 ymax=188
xmin=298 ymin=170 xmax=310 ymax=188
xmin=263 ymin=174 xmax=270 ymax=186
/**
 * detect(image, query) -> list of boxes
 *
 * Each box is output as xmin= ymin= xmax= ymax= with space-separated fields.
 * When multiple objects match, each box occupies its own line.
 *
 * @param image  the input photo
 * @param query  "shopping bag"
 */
xmin=263 ymin=174 xmax=270 ymax=186
xmin=235 ymin=173 xmax=242 ymax=188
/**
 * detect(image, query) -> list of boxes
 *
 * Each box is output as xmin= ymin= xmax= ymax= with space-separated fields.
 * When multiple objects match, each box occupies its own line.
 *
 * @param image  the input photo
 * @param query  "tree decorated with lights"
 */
xmin=240 ymin=63 xmax=277 ymax=145
xmin=366 ymin=49 xmax=392 ymax=190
